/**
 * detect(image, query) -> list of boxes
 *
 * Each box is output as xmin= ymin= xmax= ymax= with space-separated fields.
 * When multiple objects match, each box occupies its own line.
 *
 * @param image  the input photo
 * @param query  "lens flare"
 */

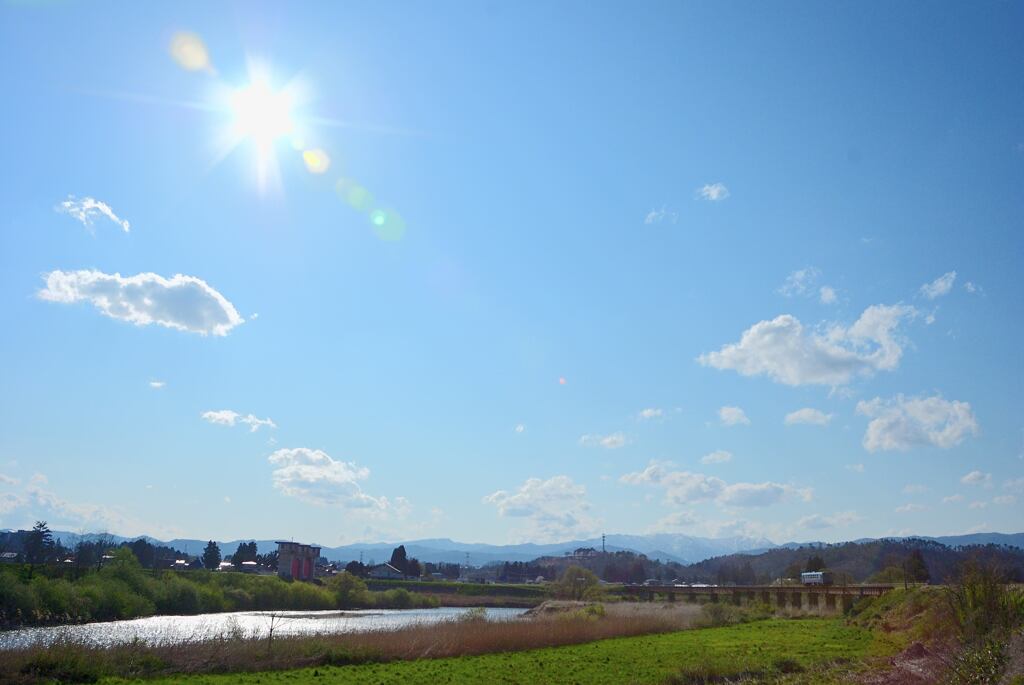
xmin=302 ymin=149 xmax=331 ymax=174
xmin=369 ymin=208 xmax=406 ymax=241
xmin=170 ymin=32 xmax=213 ymax=72
xmin=336 ymin=179 xmax=375 ymax=211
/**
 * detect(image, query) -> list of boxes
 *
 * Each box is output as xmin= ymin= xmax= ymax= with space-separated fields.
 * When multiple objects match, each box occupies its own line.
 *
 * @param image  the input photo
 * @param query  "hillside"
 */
xmin=680 ymin=538 xmax=1024 ymax=584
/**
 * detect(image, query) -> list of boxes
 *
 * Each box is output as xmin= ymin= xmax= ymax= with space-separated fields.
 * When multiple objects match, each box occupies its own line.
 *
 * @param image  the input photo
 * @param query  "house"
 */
xmin=239 ymin=560 xmax=259 ymax=573
xmin=276 ymin=541 xmax=321 ymax=581
xmin=217 ymin=561 xmax=234 ymax=572
xmin=367 ymin=562 xmax=404 ymax=579
xmin=0 ymin=552 xmax=18 ymax=564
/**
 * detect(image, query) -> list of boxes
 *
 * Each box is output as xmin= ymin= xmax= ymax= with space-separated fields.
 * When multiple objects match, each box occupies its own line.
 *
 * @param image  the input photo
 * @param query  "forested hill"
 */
xmin=681 ymin=538 xmax=1024 ymax=585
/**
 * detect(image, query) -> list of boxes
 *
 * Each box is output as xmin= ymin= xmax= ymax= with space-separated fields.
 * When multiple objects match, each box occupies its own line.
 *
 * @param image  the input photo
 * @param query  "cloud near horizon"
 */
xmin=39 ymin=270 xmax=244 ymax=336
xmin=698 ymin=303 xmax=916 ymax=386
xmin=620 ymin=461 xmax=812 ymax=508
xmin=797 ymin=510 xmax=861 ymax=530
xmin=56 ymin=195 xmax=130 ymax=233
xmin=484 ymin=475 xmax=598 ymax=542
xmin=267 ymin=448 xmax=389 ymax=509
xmin=0 ymin=477 xmax=175 ymax=538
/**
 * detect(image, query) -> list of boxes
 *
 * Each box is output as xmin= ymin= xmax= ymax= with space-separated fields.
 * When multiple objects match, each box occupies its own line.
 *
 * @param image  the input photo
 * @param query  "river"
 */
xmin=0 ymin=606 xmax=528 ymax=649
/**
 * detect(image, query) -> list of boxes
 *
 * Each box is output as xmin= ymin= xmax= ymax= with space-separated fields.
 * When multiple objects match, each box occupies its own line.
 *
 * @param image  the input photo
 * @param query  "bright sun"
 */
xmin=229 ymin=79 xmax=294 ymax=146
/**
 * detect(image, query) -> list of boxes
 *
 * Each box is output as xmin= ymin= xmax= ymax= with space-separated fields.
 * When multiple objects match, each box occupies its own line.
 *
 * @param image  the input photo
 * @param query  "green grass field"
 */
xmin=110 ymin=618 xmax=900 ymax=685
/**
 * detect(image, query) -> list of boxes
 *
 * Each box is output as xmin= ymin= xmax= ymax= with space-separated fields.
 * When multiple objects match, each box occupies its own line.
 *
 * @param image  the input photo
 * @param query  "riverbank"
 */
xmin=104 ymin=618 xmax=895 ymax=684
xmin=3 ymin=601 xmax=701 ymax=682
xmin=0 ymin=561 xmax=439 ymax=628
xmin=6 ymin=586 xmax=1021 ymax=683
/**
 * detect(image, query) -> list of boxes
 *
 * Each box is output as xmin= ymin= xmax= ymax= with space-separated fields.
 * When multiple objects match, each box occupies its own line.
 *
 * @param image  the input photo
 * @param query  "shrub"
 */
xmin=0 ymin=572 xmax=39 ymax=620
xmin=20 ymin=646 xmax=100 ymax=683
xmin=945 ymin=560 xmax=1021 ymax=643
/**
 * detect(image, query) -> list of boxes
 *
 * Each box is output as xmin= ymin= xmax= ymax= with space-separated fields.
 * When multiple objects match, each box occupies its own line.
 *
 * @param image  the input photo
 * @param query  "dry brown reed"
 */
xmin=0 ymin=604 xmax=698 ymax=683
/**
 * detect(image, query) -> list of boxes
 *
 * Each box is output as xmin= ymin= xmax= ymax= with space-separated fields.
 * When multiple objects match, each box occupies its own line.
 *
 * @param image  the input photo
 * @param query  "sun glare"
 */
xmin=229 ymin=80 xmax=294 ymax=146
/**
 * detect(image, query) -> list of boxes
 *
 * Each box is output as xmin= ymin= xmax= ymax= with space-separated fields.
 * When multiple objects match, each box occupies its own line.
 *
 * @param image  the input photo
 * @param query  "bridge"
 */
xmin=619 ymin=583 xmax=895 ymax=612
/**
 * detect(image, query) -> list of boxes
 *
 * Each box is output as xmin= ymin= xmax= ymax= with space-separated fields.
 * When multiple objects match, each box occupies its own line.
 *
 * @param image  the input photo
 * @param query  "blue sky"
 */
xmin=1 ymin=1 xmax=1022 ymax=546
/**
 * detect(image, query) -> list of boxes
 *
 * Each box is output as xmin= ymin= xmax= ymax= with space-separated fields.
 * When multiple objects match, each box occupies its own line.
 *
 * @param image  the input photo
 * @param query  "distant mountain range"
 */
xmin=34 ymin=530 xmax=1024 ymax=566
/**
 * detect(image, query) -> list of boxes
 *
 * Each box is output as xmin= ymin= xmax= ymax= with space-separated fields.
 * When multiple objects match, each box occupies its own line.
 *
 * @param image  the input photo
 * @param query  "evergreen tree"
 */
xmin=24 ymin=521 xmax=54 ymax=577
xmin=389 ymin=545 xmax=409 ymax=573
xmin=201 ymin=540 xmax=222 ymax=570
xmin=232 ymin=541 xmax=258 ymax=567
xmin=906 ymin=549 xmax=930 ymax=583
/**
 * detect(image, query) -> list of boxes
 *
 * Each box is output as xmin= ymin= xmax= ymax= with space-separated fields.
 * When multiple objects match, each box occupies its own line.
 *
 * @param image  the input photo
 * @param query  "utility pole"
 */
xmin=602 ymin=534 xmax=606 ymax=554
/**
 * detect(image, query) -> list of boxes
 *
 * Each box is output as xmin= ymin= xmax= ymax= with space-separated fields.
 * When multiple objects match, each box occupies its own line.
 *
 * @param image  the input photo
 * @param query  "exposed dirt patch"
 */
xmin=859 ymin=641 xmax=949 ymax=685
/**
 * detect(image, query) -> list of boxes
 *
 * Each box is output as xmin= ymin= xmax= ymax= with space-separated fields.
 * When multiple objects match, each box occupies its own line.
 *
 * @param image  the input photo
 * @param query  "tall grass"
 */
xmin=0 ymin=608 xmax=695 ymax=683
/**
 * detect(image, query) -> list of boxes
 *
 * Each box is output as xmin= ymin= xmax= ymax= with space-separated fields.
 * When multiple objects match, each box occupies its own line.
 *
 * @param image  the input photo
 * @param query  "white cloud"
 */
xmin=644 ymin=207 xmax=678 ymax=225
xmin=39 ymin=270 xmax=244 ymax=336
xmin=0 ymin=474 xmax=18 ymax=486
xmin=718 ymin=406 xmax=750 ymax=426
xmin=778 ymin=267 xmax=821 ymax=297
xmin=203 ymin=410 xmax=240 ymax=426
xmin=239 ymin=415 xmax=276 ymax=432
xmin=268 ymin=448 xmax=387 ymax=508
xmin=638 ymin=408 xmax=663 ymax=420
xmin=784 ymin=408 xmax=833 ymax=426
xmin=56 ymin=195 xmax=130 ymax=233
xmin=969 ymin=501 xmax=988 ymax=510
xmin=797 ymin=511 xmax=861 ymax=530
xmin=846 ymin=463 xmax=865 ymax=473
xmin=224 ymin=496 xmax=232 ymax=504
xmin=857 ymin=395 xmax=978 ymax=452
xmin=902 ymin=484 xmax=928 ymax=494
xmin=697 ymin=183 xmax=729 ymax=201
xmin=699 ymin=304 xmax=916 ymax=387
xmin=960 ymin=470 xmax=993 ymax=488
xmin=647 ymin=510 xmax=699 ymax=533
xmin=483 ymin=475 xmax=598 ymax=542
xmin=993 ymin=495 xmax=1016 ymax=505
xmin=819 ymin=286 xmax=837 ymax=304
xmin=201 ymin=410 xmax=277 ymax=432
xmin=514 ymin=424 xmax=525 ymax=434
xmin=148 ymin=380 xmax=166 ymax=389
xmin=895 ymin=503 xmax=926 ymax=513
xmin=942 ymin=494 xmax=964 ymax=504
xmin=0 ymin=478 xmax=175 ymax=538
xmin=700 ymin=450 xmax=733 ymax=465
xmin=964 ymin=281 xmax=982 ymax=295
xmin=1004 ymin=478 xmax=1024 ymax=493
xmin=620 ymin=461 xmax=811 ymax=509
xmin=919 ymin=271 xmax=957 ymax=299
xmin=579 ymin=432 xmax=627 ymax=449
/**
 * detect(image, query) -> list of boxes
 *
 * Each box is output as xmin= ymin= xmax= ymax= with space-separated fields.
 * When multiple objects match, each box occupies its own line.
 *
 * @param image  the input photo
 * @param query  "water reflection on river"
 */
xmin=0 ymin=607 xmax=528 ymax=649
